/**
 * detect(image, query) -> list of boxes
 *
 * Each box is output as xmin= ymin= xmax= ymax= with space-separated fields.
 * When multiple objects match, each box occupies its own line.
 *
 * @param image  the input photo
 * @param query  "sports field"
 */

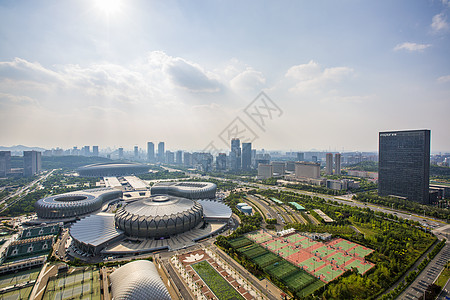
xmin=42 ymin=267 xmax=101 ymax=300
xmin=0 ymin=268 xmax=40 ymax=300
xmin=245 ymin=231 xmax=375 ymax=283
xmin=229 ymin=233 xmax=323 ymax=297
xmin=192 ymin=261 xmax=245 ymax=300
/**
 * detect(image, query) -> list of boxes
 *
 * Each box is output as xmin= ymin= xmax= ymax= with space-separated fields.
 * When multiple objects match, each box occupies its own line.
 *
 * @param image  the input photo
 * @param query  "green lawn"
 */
xmin=436 ymin=262 xmax=450 ymax=288
xmin=192 ymin=261 xmax=245 ymax=300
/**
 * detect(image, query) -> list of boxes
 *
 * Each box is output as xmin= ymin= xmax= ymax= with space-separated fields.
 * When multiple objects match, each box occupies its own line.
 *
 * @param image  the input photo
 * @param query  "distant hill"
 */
xmin=0 ymin=145 xmax=47 ymax=153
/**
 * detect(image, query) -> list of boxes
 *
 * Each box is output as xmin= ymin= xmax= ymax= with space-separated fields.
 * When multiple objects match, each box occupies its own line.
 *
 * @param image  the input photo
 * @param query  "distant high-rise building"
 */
xmin=72 ymin=146 xmax=80 ymax=156
xmin=184 ymin=152 xmax=192 ymax=166
xmin=147 ymin=142 xmax=155 ymax=162
xmin=166 ymin=151 xmax=174 ymax=164
xmin=0 ymin=151 xmax=11 ymax=177
xmin=176 ymin=151 xmax=183 ymax=165
xmin=286 ymin=161 xmax=295 ymax=172
xmin=23 ymin=151 xmax=41 ymax=176
xmin=297 ymin=152 xmax=305 ymax=161
xmin=216 ymin=153 xmax=227 ymax=171
xmin=335 ymin=153 xmax=341 ymax=175
xmin=158 ymin=142 xmax=165 ymax=163
xmin=295 ymin=162 xmax=320 ymax=179
xmin=379 ymin=129 xmax=431 ymax=204
xmin=230 ymin=139 xmax=241 ymax=170
xmin=241 ymin=142 xmax=252 ymax=170
xmin=312 ymin=156 xmax=318 ymax=162
xmin=258 ymin=164 xmax=272 ymax=179
xmin=271 ymin=162 xmax=285 ymax=176
xmin=92 ymin=146 xmax=99 ymax=157
xmin=82 ymin=146 xmax=90 ymax=157
xmin=326 ymin=153 xmax=333 ymax=175
xmin=118 ymin=148 xmax=124 ymax=159
xmin=134 ymin=146 xmax=139 ymax=159
xmin=251 ymin=149 xmax=256 ymax=168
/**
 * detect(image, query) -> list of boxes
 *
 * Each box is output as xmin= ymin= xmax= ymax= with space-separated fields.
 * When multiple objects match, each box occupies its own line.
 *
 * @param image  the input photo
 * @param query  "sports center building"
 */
xmin=77 ymin=162 xmax=150 ymax=177
xmin=65 ymin=182 xmax=232 ymax=256
xmin=151 ymin=181 xmax=217 ymax=199
xmin=34 ymin=188 xmax=122 ymax=220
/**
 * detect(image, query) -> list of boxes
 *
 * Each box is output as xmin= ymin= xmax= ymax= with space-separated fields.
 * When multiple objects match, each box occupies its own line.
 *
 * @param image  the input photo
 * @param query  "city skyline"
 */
xmin=0 ymin=1 xmax=449 ymax=151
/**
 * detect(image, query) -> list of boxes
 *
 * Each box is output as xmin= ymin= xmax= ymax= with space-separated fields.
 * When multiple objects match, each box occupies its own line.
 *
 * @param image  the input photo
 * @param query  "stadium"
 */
xmin=77 ymin=162 xmax=150 ymax=177
xmin=65 ymin=182 xmax=231 ymax=255
xmin=34 ymin=188 xmax=122 ymax=220
xmin=151 ymin=181 xmax=216 ymax=199
xmin=115 ymin=195 xmax=203 ymax=238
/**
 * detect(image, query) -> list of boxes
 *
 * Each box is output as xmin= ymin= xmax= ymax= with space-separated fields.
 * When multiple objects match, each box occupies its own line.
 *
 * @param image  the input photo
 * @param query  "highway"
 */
xmin=0 ymin=169 xmax=55 ymax=213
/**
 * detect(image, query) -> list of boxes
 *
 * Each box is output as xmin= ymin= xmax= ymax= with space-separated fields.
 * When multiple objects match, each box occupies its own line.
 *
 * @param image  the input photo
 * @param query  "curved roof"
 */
xmin=197 ymin=200 xmax=232 ymax=220
xmin=69 ymin=213 xmax=123 ymax=247
xmin=123 ymin=195 xmax=196 ymax=217
xmin=78 ymin=162 xmax=148 ymax=170
xmin=34 ymin=188 xmax=122 ymax=219
xmin=151 ymin=181 xmax=216 ymax=199
xmin=77 ymin=162 xmax=150 ymax=177
xmin=109 ymin=260 xmax=171 ymax=300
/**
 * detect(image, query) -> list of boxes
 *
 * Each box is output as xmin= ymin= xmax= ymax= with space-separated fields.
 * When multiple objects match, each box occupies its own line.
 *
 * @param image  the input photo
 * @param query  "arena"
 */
xmin=114 ymin=195 xmax=204 ymax=238
xmin=151 ymin=181 xmax=216 ymax=199
xmin=77 ymin=162 xmax=150 ymax=177
xmin=34 ymin=188 xmax=122 ymax=220
xmin=57 ymin=182 xmax=233 ymax=256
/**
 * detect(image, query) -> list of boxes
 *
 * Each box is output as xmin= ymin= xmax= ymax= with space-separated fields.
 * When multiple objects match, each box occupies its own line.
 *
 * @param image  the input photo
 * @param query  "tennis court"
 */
xmin=277 ymin=245 xmax=301 ymax=258
xmin=43 ymin=267 xmax=101 ymax=300
xmin=347 ymin=245 xmax=374 ymax=257
xmin=332 ymin=239 xmax=356 ymax=251
xmin=314 ymin=264 xmax=344 ymax=282
xmin=229 ymin=236 xmax=253 ymax=249
xmin=313 ymin=245 xmax=334 ymax=257
xmin=265 ymin=260 xmax=298 ymax=280
xmin=264 ymin=240 xmax=287 ymax=251
xmin=246 ymin=230 xmax=273 ymax=243
xmin=252 ymin=252 xmax=281 ymax=268
xmin=283 ymin=271 xmax=316 ymax=292
xmin=300 ymin=257 xmax=326 ymax=271
xmin=344 ymin=259 xmax=374 ymax=274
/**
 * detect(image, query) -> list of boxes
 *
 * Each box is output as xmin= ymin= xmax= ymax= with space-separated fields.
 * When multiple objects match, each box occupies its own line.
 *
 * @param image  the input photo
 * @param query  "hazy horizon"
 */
xmin=1 ymin=1 xmax=449 ymax=153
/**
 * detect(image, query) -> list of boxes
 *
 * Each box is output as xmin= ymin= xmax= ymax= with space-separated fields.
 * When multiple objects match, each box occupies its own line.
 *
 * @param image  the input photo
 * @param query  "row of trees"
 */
xmin=354 ymin=192 xmax=450 ymax=220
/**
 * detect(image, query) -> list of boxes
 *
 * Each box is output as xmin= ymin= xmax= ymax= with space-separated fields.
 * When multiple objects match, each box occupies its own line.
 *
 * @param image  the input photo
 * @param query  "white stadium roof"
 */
xmin=109 ymin=260 xmax=171 ymax=300
xmin=197 ymin=200 xmax=232 ymax=220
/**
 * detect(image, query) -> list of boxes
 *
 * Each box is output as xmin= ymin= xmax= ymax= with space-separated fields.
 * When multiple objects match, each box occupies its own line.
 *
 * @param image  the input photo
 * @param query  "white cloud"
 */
xmin=0 ymin=92 xmax=37 ymax=106
xmin=285 ymin=60 xmax=353 ymax=93
xmin=431 ymin=13 xmax=449 ymax=33
xmin=393 ymin=42 xmax=431 ymax=52
xmin=437 ymin=75 xmax=450 ymax=83
xmin=230 ymin=68 xmax=266 ymax=92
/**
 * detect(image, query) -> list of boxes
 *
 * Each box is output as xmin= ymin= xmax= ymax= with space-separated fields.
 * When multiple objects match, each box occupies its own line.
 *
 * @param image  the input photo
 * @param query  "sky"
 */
xmin=0 ymin=0 xmax=449 ymax=153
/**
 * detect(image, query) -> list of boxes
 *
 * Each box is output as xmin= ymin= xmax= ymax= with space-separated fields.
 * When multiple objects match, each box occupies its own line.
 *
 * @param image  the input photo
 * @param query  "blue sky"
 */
xmin=0 ymin=0 xmax=449 ymax=152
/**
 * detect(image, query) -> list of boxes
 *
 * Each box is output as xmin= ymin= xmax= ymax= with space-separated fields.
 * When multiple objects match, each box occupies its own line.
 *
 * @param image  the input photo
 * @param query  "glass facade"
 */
xmin=378 ymin=130 xmax=430 ymax=204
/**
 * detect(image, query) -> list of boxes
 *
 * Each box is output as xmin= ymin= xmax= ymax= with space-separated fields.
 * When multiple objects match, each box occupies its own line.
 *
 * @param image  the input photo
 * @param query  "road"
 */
xmin=399 ymin=243 xmax=450 ymax=299
xmin=237 ymin=181 xmax=446 ymax=229
xmin=0 ymin=169 xmax=55 ymax=213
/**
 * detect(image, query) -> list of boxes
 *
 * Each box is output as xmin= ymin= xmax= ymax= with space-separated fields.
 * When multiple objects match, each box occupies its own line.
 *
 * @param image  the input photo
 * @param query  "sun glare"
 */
xmin=95 ymin=0 xmax=122 ymax=16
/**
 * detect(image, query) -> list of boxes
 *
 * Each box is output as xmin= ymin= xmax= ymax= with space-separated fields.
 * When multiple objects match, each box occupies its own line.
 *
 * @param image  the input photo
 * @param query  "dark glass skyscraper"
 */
xmin=147 ymin=142 xmax=154 ymax=162
xmin=241 ymin=142 xmax=252 ymax=170
xmin=158 ymin=142 xmax=165 ymax=163
xmin=378 ymin=129 xmax=430 ymax=204
xmin=230 ymin=138 xmax=241 ymax=170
